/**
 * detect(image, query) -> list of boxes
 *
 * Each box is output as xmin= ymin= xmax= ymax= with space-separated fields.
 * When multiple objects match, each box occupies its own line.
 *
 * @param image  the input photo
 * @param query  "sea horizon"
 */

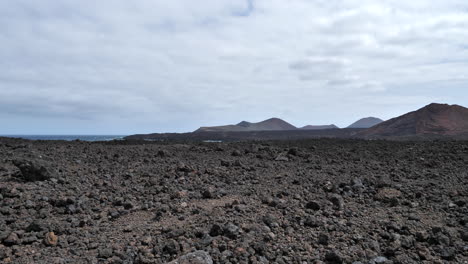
xmin=0 ymin=135 xmax=127 ymax=142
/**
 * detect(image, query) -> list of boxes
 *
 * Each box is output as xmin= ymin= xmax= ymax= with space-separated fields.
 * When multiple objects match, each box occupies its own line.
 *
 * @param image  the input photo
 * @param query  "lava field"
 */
xmin=0 ymin=137 xmax=467 ymax=263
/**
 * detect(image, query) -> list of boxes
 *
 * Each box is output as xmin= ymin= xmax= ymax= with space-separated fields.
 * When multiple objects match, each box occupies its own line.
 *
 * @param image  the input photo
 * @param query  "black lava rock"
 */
xmin=12 ymin=159 xmax=56 ymax=181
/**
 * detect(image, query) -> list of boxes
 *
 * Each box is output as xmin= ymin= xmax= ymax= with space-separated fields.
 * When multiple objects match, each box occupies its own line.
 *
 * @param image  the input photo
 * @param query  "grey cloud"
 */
xmin=289 ymin=57 xmax=347 ymax=71
xmin=0 ymin=0 xmax=467 ymax=133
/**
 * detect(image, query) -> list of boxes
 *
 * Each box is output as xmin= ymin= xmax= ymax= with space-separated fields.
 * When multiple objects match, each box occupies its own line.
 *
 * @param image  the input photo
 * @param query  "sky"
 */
xmin=1 ymin=0 xmax=468 ymax=134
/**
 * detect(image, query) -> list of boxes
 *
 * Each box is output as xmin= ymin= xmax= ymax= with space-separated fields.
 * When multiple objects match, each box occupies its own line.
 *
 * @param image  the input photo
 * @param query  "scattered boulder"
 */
xmin=287 ymin=148 xmax=299 ymax=156
xmin=275 ymin=154 xmax=289 ymax=162
xmin=318 ymin=233 xmax=329 ymax=245
xmin=460 ymin=229 xmax=468 ymax=242
xmin=370 ymin=256 xmax=390 ymax=263
xmin=26 ymin=220 xmax=46 ymax=232
xmin=209 ymin=224 xmax=223 ymax=237
xmin=231 ymin=150 xmax=242 ymax=157
xmin=98 ymin=247 xmax=113 ymax=259
xmin=374 ymin=188 xmax=402 ymax=203
xmin=44 ymin=232 xmax=58 ymax=246
xmin=3 ymin=232 xmax=19 ymax=246
xmin=324 ymin=251 xmax=343 ymax=263
xmin=304 ymin=216 xmax=321 ymax=228
xmin=177 ymin=162 xmax=191 ymax=172
xmin=329 ymin=194 xmax=344 ymax=211
xmin=202 ymin=187 xmax=216 ymax=199
xmin=351 ymin=178 xmax=365 ymax=192
xmin=437 ymin=247 xmax=456 ymax=260
xmin=163 ymin=239 xmax=180 ymax=255
xmin=223 ymin=223 xmax=240 ymax=239
xmin=12 ymin=159 xmax=56 ymax=181
xmin=220 ymin=160 xmax=231 ymax=167
xmin=168 ymin=251 xmax=213 ymax=264
xmin=305 ymin=200 xmax=321 ymax=211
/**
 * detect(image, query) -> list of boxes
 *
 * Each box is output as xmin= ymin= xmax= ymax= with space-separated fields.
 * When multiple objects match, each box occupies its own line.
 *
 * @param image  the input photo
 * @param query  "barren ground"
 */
xmin=0 ymin=137 xmax=467 ymax=263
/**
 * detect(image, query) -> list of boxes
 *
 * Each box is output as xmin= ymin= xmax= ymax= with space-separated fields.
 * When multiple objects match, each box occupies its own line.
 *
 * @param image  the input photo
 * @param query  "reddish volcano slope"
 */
xmin=360 ymin=103 xmax=468 ymax=137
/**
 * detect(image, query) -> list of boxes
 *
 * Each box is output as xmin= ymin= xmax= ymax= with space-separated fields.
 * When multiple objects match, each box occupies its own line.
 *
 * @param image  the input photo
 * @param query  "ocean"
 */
xmin=1 ymin=135 xmax=126 ymax=142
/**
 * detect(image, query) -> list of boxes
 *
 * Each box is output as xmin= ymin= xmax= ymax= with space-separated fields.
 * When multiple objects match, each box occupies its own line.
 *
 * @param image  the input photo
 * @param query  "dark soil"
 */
xmin=0 ymin=137 xmax=467 ymax=263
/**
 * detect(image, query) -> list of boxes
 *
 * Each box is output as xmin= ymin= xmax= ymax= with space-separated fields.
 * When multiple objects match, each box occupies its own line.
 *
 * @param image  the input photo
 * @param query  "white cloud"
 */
xmin=0 ymin=0 xmax=467 ymax=133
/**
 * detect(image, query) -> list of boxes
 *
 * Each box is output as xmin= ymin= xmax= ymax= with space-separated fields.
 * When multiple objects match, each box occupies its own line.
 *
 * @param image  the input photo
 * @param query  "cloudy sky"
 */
xmin=1 ymin=0 xmax=468 ymax=134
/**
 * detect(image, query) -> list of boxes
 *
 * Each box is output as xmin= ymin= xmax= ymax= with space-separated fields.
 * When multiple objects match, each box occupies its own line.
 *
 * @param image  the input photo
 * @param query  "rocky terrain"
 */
xmin=1 ymin=137 xmax=468 ymax=263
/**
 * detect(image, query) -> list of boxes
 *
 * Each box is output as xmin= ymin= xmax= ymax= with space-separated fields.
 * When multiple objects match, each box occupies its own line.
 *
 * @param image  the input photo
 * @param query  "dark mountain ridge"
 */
xmin=195 ymin=118 xmax=297 ymax=132
xmin=300 ymin=124 xmax=339 ymax=130
xmin=196 ymin=118 xmax=341 ymax=132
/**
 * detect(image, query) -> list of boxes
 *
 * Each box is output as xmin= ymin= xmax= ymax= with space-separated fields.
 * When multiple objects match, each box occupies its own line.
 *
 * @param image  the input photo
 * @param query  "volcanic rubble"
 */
xmin=0 ymin=137 xmax=467 ymax=263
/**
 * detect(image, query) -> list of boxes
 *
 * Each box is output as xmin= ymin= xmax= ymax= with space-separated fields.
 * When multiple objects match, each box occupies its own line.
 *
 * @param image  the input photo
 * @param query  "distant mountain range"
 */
xmin=195 ymin=118 xmax=296 ymax=132
xmin=126 ymin=103 xmax=468 ymax=141
xmin=196 ymin=117 xmax=379 ymax=132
